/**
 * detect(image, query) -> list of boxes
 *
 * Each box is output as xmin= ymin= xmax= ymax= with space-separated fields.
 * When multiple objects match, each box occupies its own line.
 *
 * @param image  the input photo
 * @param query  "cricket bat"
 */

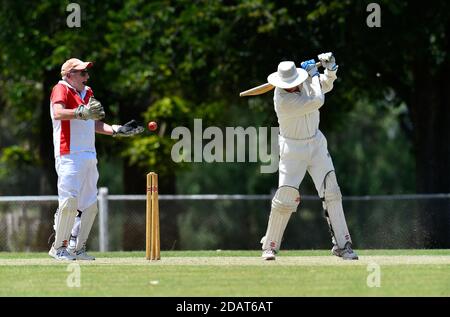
xmin=239 ymin=83 xmax=275 ymax=97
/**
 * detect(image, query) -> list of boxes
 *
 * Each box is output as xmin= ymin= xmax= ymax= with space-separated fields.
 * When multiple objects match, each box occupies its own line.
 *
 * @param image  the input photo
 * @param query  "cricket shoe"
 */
xmin=261 ymin=249 xmax=276 ymax=261
xmin=332 ymin=242 xmax=359 ymax=260
xmin=49 ymin=246 xmax=76 ymax=261
xmin=70 ymin=244 xmax=95 ymax=261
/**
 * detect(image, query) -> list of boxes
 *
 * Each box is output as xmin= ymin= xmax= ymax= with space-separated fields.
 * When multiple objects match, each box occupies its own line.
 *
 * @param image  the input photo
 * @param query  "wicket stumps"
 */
xmin=146 ymin=172 xmax=160 ymax=260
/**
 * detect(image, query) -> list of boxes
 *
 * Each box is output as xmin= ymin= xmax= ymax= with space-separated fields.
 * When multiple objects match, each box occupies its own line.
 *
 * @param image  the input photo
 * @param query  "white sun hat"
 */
xmin=267 ymin=61 xmax=308 ymax=89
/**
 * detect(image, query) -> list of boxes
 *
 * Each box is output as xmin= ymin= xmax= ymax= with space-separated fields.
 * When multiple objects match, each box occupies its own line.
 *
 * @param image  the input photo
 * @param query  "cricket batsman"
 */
xmin=48 ymin=58 xmax=144 ymax=260
xmin=260 ymin=53 xmax=358 ymax=260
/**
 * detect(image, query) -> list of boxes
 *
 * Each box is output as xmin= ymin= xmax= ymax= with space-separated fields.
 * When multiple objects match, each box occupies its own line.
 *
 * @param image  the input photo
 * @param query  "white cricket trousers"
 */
xmin=278 ymin=131 xmax=334 ymax=195
xmin=55 ymin=152 xmax=99 ymax=210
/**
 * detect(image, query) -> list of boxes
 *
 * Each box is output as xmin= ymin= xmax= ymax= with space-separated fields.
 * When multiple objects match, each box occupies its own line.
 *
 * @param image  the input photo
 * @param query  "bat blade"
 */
xmin=239 ymin=83 xmax=274 ymax=97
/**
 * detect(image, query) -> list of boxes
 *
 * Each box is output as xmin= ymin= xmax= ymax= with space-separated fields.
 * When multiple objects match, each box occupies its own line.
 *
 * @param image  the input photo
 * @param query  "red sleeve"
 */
xmin=50 ymin=84 xmax=68 ymax=106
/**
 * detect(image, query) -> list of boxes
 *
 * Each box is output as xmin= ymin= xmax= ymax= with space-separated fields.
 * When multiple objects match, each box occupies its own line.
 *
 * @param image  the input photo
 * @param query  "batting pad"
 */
xmin=262 ymin=186 xmax=300 ymax=251
xmin=53 ymin=208 xmax=58 ymax=231
xmin=323 ymin=171 xmax=352 ymax=248
xmin=76 ymin=202 xmax=98 ymax=251
xmin=54 ymin=197 xmax=77 ymax=248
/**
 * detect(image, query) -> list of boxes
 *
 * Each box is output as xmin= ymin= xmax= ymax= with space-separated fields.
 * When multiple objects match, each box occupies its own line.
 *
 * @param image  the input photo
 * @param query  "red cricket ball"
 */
xmin=147 ymin=121 xmax=158 ymax=131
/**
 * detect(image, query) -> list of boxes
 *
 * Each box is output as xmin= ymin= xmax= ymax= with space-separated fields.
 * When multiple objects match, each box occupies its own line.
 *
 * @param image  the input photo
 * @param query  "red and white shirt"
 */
xmin=50 ymin=80 xmax=96 ymax=157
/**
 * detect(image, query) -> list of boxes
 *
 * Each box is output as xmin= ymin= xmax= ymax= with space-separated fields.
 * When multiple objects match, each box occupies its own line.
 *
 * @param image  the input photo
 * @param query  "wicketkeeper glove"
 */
xmin=75 ymin=97 xmax=105 ymax=120
xmin=318 ymin=52 xmax=338 ymax=71
xmin=112 ymin=120 xmax=145 ymax=137
xmin=301 ymin=59 xmax=319 ymax=77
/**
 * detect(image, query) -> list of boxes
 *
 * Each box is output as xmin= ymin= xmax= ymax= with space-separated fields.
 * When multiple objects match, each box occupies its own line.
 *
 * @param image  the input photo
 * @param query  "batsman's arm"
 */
xmin=319 ymin=69 xmax=338 ymax=94
xmin=277 ymin=77 xmax=324 ymax=116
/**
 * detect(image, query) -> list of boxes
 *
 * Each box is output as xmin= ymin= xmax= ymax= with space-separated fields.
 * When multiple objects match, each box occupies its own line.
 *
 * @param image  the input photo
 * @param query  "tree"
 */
xmin=309 ymin=0 xmax=450 ymax=247
xmin=1 ymin=1 xmax=449 ymax=247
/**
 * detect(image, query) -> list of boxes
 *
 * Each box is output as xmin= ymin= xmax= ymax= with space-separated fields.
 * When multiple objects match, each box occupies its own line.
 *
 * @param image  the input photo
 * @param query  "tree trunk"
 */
xmin=36 ymin=70 xmax=58 ymax=251
xmin=39 ymin=70 xmax=58 ymax=195
xmin=411 ymin=64 xmax=450 ymax=247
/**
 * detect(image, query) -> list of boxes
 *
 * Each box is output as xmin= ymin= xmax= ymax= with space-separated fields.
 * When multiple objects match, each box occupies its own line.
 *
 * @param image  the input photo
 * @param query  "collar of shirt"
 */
xmin=58 ymin=80 xmax=89 ymax=100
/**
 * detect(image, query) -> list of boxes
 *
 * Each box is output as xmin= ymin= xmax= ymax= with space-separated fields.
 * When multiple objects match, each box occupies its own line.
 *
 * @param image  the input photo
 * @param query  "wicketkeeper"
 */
xmin=48 ymin=58 xmax=144 ymax=260
xmin=260 ymin=53 xmax=358 ymax=260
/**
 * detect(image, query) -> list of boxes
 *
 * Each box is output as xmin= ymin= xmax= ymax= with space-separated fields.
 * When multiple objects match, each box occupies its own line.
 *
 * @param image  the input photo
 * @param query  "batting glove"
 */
xmin=318 ymin=52 xmax=338 ymax=71
xmin=301 ymin=59 xmax=319 ymax=77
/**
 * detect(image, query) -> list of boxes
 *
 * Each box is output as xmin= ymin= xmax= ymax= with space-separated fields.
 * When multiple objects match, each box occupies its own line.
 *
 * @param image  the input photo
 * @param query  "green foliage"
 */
xmin=0 ymin=146 xmax=33 ymax=166
xmin=0 ymin=146 xmax=39 ymax=195
xmin=327 ymin=99 xmax=415 ymax=195
xmin=1 ymin=0 xmax=448 ymax=197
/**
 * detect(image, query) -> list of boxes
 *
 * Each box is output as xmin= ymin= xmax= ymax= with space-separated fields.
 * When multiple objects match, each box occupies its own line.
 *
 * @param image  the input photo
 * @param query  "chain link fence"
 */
xmin=1 ymin=190 xmax=450 ymax=252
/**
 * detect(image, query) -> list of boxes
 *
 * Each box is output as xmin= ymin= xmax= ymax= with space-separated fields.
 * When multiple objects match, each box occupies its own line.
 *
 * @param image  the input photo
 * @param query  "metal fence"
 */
xmin=1 ymin=189 xmax=450 ymax=252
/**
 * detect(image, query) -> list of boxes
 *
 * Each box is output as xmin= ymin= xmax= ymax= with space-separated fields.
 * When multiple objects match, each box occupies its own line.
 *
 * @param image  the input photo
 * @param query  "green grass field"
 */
xmin=0 ymin=250 xmax=449 ymax=296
